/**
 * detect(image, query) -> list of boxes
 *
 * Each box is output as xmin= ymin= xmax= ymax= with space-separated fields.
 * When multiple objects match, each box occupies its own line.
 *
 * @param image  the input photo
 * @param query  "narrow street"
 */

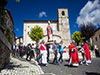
xmin=41 ymin=58 xmax=100 ymax=75
xmin=0 ymin=56 xmax=100 ymax=75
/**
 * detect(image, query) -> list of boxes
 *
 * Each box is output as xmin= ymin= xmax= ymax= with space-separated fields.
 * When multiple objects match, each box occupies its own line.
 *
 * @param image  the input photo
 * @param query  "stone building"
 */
xmin=0 ymin=8 xmax=15 ymax=44
xmin=5 ymin=9 xmax=15 ymax=44
xmin=23 ymin=8 xmax=71 ymax=46
xmin=91 ymin=27 xmax=100 ymax=55
xmin=15 ymin=36 xmax=23 ymax=46
xmin=0 ymin=8 xmax=14 ymax=70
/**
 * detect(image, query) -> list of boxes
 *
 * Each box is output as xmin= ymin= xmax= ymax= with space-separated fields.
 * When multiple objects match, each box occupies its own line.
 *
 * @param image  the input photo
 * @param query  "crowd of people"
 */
xmin=38 ymin=39 xmax=92 ymax=67
xmin=68 ymin=40 xmax=91 ymax=66
xmin=12 ymin=39 xmax=93 ymax=67
xmin=12 ymin=43 xmax=34 ymax=61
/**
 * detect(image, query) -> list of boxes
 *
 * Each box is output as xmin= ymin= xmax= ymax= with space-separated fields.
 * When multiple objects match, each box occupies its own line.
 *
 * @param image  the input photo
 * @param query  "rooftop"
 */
xmin=24 ymin=20 xmax=57 ymax=23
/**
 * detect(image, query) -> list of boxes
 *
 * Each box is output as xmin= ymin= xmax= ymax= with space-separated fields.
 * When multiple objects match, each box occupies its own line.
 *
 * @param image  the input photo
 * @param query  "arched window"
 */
xmin=62 ymin=11 xmax=65 ymax=16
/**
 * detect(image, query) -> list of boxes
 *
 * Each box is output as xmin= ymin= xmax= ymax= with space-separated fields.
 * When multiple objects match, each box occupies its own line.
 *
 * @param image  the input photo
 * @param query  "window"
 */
xmin=28 ymin=26 xmax=30 ymax=28
xmin=62 ymin=11 xmax=65 ymax=16
xmin=95 ymin=37 xmax=97 ymax=41
xmin=28 ymin=32 xmax=29 ymax=35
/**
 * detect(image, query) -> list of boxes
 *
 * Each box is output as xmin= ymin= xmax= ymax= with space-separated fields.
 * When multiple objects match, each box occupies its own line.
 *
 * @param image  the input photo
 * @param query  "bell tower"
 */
xmin=58 ymin=8 xmax=71 ymax=46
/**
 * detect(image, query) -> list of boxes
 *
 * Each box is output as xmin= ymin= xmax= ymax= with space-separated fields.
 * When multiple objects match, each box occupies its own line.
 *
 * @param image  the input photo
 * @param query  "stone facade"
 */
xmin=91 ymin=27 xmax=100 ymax=55
xmin=58 ymin=8 xmax=71 ymax=46
xmin=0 ymin=9 xmax=15 ymax=44
xmin=23 ymin=8 xmax=71 ymax=46
xmin=0 ymin=29 xmax=11 ymax=71
xmin=0 ymin=8 xmax=14 ymax=71
xmin=4 ymin=9 xmax=15 ymax=44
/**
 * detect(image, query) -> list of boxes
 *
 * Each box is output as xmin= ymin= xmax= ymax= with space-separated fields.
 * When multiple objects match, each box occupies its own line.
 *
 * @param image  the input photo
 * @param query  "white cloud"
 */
xmin=39 ymin=11 xmax=47 ymax=18
xmin=76 ymin=0 xmax=100 ymax=26
xmin=16 ymin=28 xmax=19 ymax=31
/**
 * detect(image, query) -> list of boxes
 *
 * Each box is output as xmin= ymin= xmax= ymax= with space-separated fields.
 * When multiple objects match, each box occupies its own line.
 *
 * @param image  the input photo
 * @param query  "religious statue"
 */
xmin=47 ymin=21 xmax=53 ymax=41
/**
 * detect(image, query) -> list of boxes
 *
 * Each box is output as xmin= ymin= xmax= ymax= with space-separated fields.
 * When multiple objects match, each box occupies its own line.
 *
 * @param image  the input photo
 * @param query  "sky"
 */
xmin=5 ymin=0 xmax=100 ymax=37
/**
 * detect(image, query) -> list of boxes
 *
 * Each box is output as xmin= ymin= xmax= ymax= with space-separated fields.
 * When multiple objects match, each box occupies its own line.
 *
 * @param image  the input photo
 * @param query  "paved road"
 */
xmin=41 ymin=58 xmax=100 ymax=75
xmin=0 ymin=56 xmax=44 ymax=75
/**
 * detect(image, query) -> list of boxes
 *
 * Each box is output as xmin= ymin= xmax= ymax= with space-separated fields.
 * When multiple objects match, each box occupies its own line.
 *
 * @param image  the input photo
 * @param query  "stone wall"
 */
xmin=92 ymin=28 xmax=100 ymax=55
xmin=58 ymin=8 xmax=71 ymax=46
xmin=0 ymin=29 xmax=11 ymax=71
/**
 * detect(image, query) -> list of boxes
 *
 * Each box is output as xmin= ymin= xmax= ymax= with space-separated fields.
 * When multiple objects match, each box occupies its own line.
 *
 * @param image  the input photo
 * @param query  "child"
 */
xmin=80 ymin=43 xmax=86 ymax=65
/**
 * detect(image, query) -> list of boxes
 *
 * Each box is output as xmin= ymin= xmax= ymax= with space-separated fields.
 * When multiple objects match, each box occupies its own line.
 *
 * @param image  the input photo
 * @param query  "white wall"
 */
xmin=16 ymin=39 xmax=19 ymax=45
xmin=23 ymin=22 xmax=57 ymax=45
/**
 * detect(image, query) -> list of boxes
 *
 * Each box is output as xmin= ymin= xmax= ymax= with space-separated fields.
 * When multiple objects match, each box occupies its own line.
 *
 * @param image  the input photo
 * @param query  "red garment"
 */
xmin=71 ymin=47 xmax=79 ymax=63
xmin=40 ymin=44 xmax=47 ymax=51
xmin=47 ymin=25 xmax=53 ymax=39
xmin=68 ymin=44 xmax=79 ymax=63
xmin=68 ymin=44 xmax=74 ymax=57
xmin=84 ymin=43 xmax=91 ymax=60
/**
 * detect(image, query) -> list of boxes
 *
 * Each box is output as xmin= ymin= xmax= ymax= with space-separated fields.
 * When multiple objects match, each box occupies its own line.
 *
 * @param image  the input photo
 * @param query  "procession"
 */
xmin=12 ymin=21 xmax=92 ymax=68
xmin=1 ymin=0 xmax=100 ymax=75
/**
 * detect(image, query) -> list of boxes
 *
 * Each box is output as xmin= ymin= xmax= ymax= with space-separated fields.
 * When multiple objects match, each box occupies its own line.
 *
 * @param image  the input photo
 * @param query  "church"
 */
xmin=23 ymin=8 xmax=71 ymax=46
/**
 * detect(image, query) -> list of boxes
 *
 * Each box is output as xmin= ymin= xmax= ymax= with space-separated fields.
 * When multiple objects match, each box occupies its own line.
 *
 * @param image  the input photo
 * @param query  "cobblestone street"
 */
xmin=0 ymin=56 xmax=100 ymax=75
xmin=0 ymin=56 xmax=44 ymax=75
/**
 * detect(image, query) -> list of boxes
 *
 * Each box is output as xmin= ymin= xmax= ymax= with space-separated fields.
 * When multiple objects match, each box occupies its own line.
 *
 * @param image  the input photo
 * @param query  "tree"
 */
xmin=29 ymin=25 xmax=44 ymax=43
xmin=80 ymin=24 xmax=95 ymax=40
xmin=72 ymin=31 xmax=84 ymax=45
